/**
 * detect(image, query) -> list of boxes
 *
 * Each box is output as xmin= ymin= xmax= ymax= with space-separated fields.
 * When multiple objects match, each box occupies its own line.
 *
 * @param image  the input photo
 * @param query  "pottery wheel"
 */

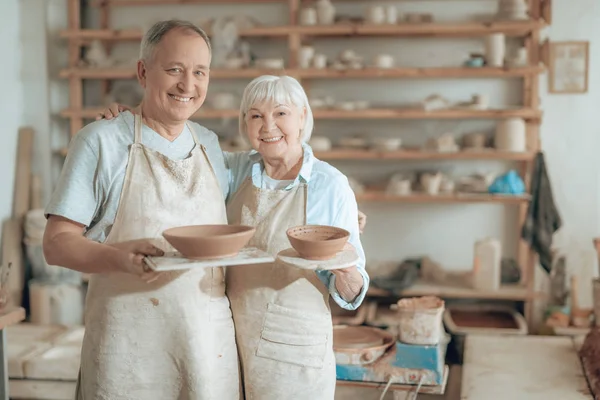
xmin=333 ymin=326 xmax=391 ymax=349
xmin=276 ymin=248 xmax=359 ymax=271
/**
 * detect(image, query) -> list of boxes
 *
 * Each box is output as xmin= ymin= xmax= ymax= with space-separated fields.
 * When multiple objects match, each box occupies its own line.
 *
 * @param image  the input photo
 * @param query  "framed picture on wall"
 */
xmin=548 ymin=41 xmax=590 ymax=94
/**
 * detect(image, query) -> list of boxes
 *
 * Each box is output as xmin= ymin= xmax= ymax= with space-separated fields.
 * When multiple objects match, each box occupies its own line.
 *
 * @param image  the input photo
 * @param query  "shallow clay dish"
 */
xmin=286 ymin=225 xmax=350 ymax=260
xmin=333 ymin=325 xmax=395 ymax=365
xmin=162 ymin=225 xmax=256 ymax=260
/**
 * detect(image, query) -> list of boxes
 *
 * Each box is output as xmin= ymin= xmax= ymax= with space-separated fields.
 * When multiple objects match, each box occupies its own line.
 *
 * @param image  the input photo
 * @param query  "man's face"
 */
xmin=137 ymin=28 xmax=211 ymax=124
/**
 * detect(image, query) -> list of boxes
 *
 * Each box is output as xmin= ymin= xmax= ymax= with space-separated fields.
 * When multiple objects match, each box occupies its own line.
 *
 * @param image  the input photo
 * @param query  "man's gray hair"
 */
xmin=139 ymin=19 xmax=211 ymax=63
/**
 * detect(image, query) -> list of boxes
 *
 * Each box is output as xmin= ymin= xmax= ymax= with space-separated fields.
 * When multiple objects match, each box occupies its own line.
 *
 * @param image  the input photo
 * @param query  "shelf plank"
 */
xmin=91 ymin=0 xmax=282 ymax=5
xmin=59 ymin=66 xmax=543 ymax=80
xmin=58 ymin=67 xmax=291 ymax=79
xmin=59 ymin=26 xmax=291 ymax=40
xmin=356 ymin=191 xmax=531 ymax=204
xmin=299 ymin=66 xmax=544 ymax=78
xmin=59 ymin=107 xmax=541 ymax=121
xmin=315 ymin=149 xmax=536 ymax=161
xmin=313 ymin=108 xmax=542 ymax=120
xmin=353 ymin=20 xmax=546 ymax=37
xmin=367 ymin=281 xmax=538 ymax=300
xmin=59 ymin=20 xmax=545 ymax=41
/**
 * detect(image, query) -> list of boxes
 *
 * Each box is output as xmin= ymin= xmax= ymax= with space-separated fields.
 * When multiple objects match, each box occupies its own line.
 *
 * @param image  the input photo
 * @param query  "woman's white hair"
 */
xmin=239 ymin=75 xmax=314 ymax=143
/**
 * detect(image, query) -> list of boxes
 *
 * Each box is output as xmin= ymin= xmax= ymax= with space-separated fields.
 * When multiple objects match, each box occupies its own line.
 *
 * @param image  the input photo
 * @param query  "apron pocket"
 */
xmin=255 ymin=303 xmax=330 ymax=369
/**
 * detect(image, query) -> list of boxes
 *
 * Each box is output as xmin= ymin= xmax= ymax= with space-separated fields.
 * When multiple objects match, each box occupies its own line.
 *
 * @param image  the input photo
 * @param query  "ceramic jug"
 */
xmin=316 ymin=0 xmax=336 ymax=25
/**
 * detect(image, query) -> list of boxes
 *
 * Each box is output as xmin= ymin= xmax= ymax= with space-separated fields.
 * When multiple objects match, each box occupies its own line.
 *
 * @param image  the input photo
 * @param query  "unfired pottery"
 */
xmin=86 ymin=40 xmax=113 ymax=67
xmin=313 ymin=54 xmax=328 ymax=69
xmin=300 ymin=7 xmax=318 ymax=25
xmin=366 ymin=5 xmax=385 ymax=24
xmin=484 ymin=33 xmax=506 ymax=67
xmin=385 ymin=6 xmax=398 ymax=24
xmin=286 ymin=225 xmax=349 ymax=260
xmin=420 ymin=172 xmax=443 ymax=195
xmin=372 ymin=137 xmax=401 ymax=152
xmin=299 ymin=46 xmax=315 ymax=68
xmin=425 ymin=133 xmax=459 ymax=152
xmin=163 ymin=225 xmax=256 ymax=260
xmin=422 ymin=94 xmax=450 ymax=111
xmin=393 ymin=296 xmax=445 ymax=345
xmin=463 ymin=132 xmax=488 ymax=149
xmin=387 ymin=173 xmax=412 ymax=196
xmin=333 ymin=325 xmax=394 ymax=365
xmin=339 ymin=136 xmax=368 ymax=149
xmin=316 ymin=0 xmax=336 ymax=25
xmin=255 ymin=58 xmax=285 ymax=69
xmin=495 ymin=118 xmax=526 ymax=152
xmin=374 ymin=54 xmax=394 ymax=69
xmin=308 ymin=136 xmax=332 ymax=152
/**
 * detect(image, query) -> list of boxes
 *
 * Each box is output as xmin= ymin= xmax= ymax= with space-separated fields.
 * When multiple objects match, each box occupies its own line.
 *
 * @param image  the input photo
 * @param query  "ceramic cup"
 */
xmin=385 ymin=6 xmax=398 ymax=24
xmin=313 ymin=54 xmax=328 ymax=69
xmin=375 ymin=54 xmax=394 ymax=69
xmin=367 ymin=5 xmax=385 ymax=24
xmin=300 ymin=8 xmax=317 ymax=25
xmin=299 ymin=46 xmax=315 ymax=68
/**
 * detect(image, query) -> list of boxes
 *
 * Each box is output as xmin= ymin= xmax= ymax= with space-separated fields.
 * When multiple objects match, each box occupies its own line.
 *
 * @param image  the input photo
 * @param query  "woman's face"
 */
xmin=244 ymin=101 xmax=305 ymax=160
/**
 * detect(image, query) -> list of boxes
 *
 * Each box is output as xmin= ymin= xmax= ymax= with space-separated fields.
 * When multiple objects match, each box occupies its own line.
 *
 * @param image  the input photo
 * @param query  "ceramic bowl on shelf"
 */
xmin=163 ymin=225 xmax=256 ymax=260
xmin=286 ymin=225 xmax=349 ymax=260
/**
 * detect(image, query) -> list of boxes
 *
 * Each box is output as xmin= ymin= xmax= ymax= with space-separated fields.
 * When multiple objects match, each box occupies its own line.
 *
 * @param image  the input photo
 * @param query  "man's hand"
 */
xmin=110 ymin=239 xmax=165 ymax=282
xmin=358 ymin=210 xmax=367 ymax=234
xmin=96 ymin=103 xmax=131 ymax=120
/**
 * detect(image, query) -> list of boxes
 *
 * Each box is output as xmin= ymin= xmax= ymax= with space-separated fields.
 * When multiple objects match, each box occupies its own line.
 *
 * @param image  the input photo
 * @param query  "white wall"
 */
xmin=538 ymin=0 xmax=600 ymax=308
xmin=38 ymin=1 xmax=599 ymax=309
xmin=0 ymin=0 xmax=24 ymax=231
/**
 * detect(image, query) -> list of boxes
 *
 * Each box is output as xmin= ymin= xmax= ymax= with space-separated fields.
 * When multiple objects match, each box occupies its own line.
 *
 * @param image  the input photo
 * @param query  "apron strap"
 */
xmin=134 ymin=113 xmax=143 ymax=144
xmin=186 ymin=122 xmax=200 ymax=145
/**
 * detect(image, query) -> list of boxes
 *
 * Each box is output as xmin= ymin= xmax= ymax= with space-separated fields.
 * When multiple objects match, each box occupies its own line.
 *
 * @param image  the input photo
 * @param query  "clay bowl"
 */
xmin=162 ymin=224 xmax=256 ymax=260
xmin=286 ymin=225 xmax=349 ymax=260
xmin=333 ymin=325 xmax=395 ymax=365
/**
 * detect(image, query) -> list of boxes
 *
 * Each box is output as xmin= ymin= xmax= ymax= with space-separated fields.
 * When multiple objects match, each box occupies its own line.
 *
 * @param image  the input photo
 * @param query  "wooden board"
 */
xmin=144 ymin=247 xmax=274 ymax=271
xmin=277 ymin=248 xmax=358 ymax=271
xmin=7 ymin=324 xmax=83 ymax=381
xmin=2 ymin=219 xmax=24 ymax=307
xmin=12 ymin=128 xmax=34 ymax=219
xmin=0 ymin=307 xmax=25 ymax=330
xmin=9 ymin=379 xmax=76 ymax=400
xmin=461 ymin=334 xmax=592 ymax=399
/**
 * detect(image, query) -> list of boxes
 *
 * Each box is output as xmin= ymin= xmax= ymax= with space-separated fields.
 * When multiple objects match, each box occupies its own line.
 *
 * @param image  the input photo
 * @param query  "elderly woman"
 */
xmin=98 ymin=75 xmax=369 ymax=399
xmin=223 ymin=75 xmax=368 ymax=399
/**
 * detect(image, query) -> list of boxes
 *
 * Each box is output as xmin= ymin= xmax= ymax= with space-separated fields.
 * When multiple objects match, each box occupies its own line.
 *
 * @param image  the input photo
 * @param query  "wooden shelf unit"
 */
xmin=61 ymin=0 xmax=549 ymax=328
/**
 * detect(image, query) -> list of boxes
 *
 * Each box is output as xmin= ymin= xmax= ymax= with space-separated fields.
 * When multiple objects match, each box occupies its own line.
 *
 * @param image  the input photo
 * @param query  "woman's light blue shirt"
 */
xmin=224 ymin=143 xmax=369 ymax=310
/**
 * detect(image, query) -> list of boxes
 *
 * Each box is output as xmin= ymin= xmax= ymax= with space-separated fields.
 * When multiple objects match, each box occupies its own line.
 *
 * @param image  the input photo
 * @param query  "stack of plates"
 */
xmin=497 ymin=0 xmax=529 ymax=20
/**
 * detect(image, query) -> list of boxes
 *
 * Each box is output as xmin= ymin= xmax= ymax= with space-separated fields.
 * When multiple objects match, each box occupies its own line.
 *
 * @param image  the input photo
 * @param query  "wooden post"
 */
xmin=68 ymin=0 xmax=82 ymax=137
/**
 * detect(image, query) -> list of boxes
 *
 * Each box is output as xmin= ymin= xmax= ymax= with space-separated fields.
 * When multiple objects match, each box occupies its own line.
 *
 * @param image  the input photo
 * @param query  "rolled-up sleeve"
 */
xmin=314 ymin=177 xmax=369 ymax=310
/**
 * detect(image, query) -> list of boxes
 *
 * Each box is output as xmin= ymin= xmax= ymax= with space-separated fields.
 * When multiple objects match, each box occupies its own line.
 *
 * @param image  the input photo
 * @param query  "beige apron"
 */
xmin=76 ymin=114 xmax=240 ymax=400
xmin=226 ymin=178 xmax=336 ymax=400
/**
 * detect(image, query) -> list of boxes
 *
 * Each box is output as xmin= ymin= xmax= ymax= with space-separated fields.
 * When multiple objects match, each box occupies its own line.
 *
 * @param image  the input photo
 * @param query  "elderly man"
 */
xmin=43 ymin=20 xmax=240 ymax=399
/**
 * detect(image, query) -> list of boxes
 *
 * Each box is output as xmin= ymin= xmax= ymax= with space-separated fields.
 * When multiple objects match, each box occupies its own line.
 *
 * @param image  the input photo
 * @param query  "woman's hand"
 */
xmin=110 ymin=239 xmax=165 ymax=282
xmin=331 ymin=266 xmax=364 ymax=303
xmin=96 ymin=103 xmax=131 ymax=120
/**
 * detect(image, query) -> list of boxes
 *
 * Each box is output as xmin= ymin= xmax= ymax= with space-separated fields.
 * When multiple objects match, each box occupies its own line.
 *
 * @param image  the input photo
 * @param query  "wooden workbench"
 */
xmin=461 ymin=334 xmax=592 ymax=400
xmin=0 ymin=307 xmax=26 ymax=400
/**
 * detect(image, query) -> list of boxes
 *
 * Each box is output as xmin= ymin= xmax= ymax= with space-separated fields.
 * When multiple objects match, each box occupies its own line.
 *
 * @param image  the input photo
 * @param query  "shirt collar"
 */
xmin=249 ymin=142 xmax=315 ymax=189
